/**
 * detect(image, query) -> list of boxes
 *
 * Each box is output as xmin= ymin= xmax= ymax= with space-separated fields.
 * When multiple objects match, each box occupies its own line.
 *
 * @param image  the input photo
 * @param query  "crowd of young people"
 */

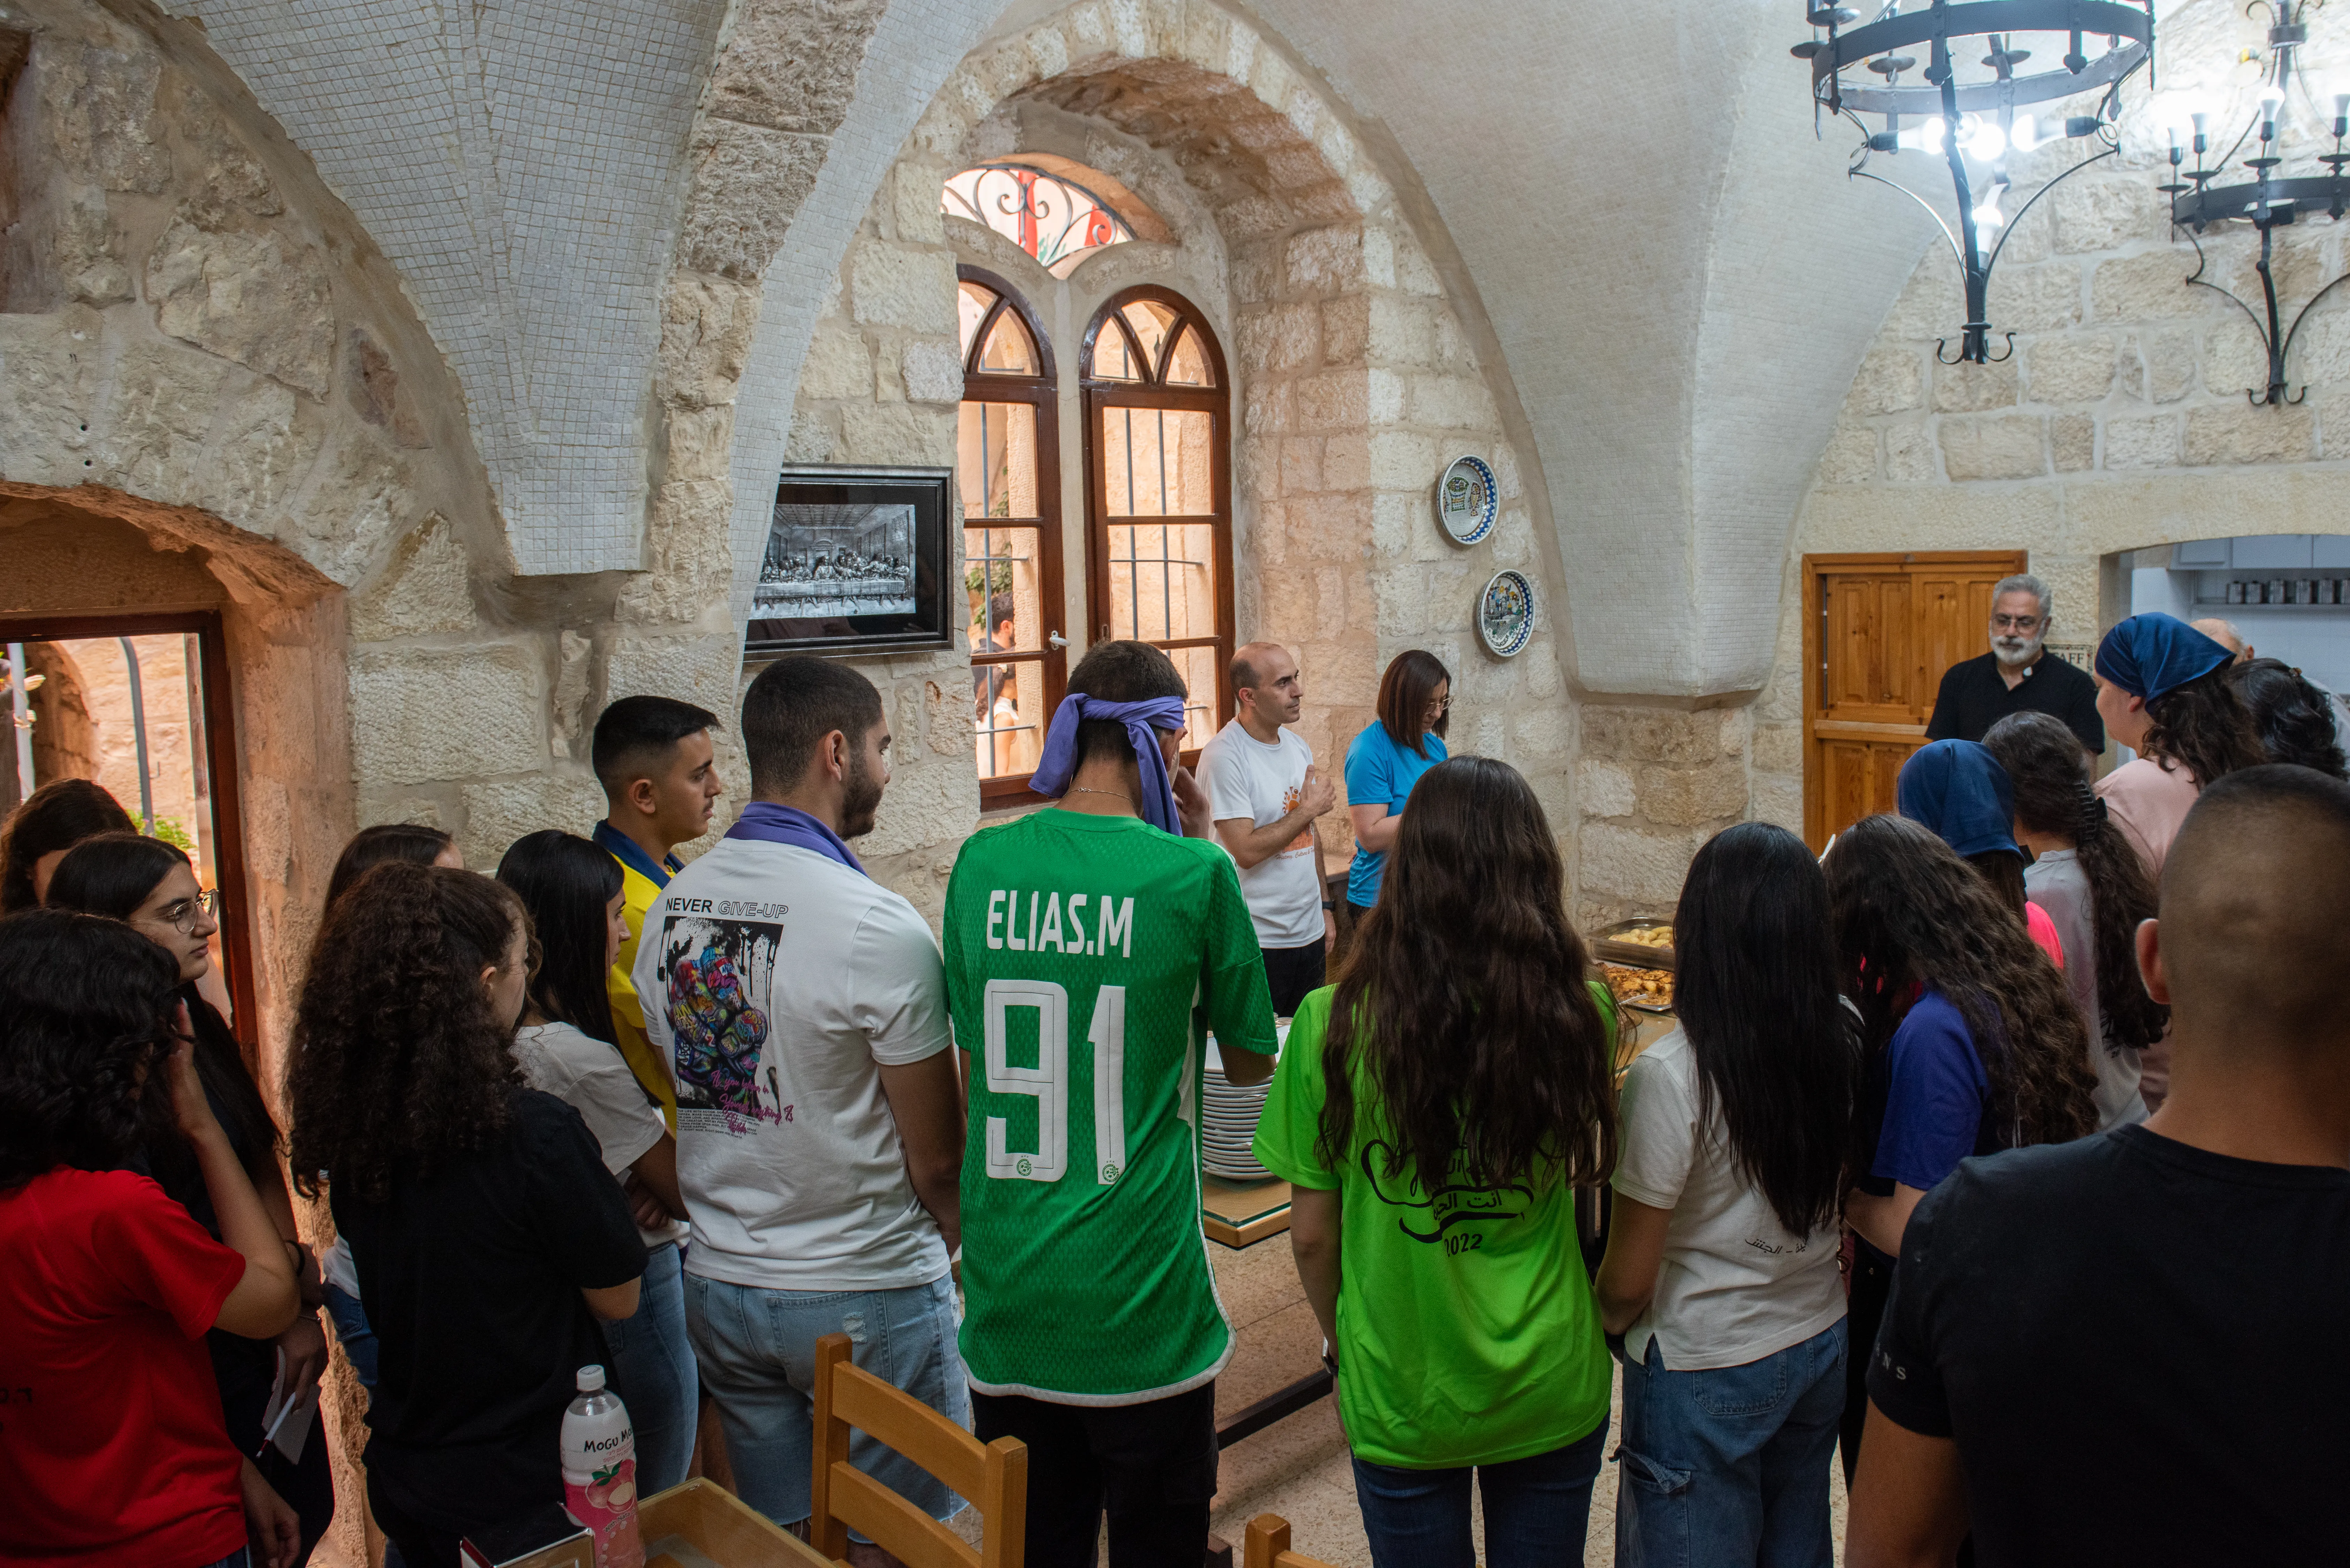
xmin=1 ymin=607 xmax=2344 ymax=1568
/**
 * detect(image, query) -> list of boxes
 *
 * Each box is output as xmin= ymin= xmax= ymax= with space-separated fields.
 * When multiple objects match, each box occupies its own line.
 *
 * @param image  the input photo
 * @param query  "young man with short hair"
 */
xmin=1199 ymin=641 xmax=1336 ymax=1015
xmin=631 ymin=659 xmax=965 ymax=1560
xmin=942 ymin=639 xmax=1280 ymax=1568
xmin=1848 ymin=764 xmax=2350 ymax=1568
xmin=592 ymin=695 xmax=725 ymax=1126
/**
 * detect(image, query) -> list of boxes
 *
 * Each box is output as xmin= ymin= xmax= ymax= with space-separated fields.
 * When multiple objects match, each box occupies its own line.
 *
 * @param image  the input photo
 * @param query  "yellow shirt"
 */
xmin=595 ymin=821 xmax=680 ymax=1130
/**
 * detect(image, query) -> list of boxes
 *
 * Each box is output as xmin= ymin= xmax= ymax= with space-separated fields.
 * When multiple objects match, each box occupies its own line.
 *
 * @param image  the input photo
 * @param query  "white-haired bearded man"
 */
xmin=1925 ymin=573 xmax=2104 ymax=754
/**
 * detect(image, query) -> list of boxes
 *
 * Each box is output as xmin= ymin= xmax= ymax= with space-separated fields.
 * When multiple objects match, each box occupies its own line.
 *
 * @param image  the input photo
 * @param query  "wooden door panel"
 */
xmin=1803 ymin=551 xmax=2026 ymax=848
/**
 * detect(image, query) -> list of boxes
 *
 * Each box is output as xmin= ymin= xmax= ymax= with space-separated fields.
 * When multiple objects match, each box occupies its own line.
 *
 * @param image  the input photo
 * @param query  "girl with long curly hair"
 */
xmin=1594 ymin=822 xmax=1858 ymax=1567
xmin=1253 ymin=756 xmax=1617 ymax=1567
xmin=285 ymin=862 xmax=645 ymax=1567
xmin=1827 ymin=813 xmax=2096 ymax=1483
xmin=0 ymin=908 xmax=302 ymax=1568
xmin=497 ymin=829 xmax=695 ymax=1495
xmin=46 ymin=832 xmax=338 ymax=1560
xmin=1983 ymin=712 xmax=2169 ymax=1130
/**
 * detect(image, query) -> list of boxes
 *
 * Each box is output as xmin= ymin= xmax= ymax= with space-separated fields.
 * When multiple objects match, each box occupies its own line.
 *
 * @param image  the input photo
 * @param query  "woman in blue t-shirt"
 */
xmin=1823 ymin=813 xmax=2097 ymax=1485
xmin=1342 ymin=651 xmax=1451 ymax=931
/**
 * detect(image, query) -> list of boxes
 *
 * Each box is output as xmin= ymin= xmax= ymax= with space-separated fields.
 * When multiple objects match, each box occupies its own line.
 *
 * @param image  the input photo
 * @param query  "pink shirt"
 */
xmin=2095 ymin=756 xmax=2202 ymax=876
xmin=2025 ymin=901 xmax=2065 ymax=968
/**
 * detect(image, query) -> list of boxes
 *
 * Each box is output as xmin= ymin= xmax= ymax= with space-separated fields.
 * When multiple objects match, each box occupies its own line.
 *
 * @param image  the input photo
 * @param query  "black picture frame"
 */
xmin=743 ymin=465 xmax=956 ymax=659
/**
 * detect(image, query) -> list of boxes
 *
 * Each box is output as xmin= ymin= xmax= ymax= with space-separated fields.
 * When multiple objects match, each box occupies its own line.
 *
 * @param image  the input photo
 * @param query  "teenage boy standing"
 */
xmin=632 ymin=660 xmax=966 ymax=1561
xmin=1199 ymin=642 xmax=1337 ymax=1015
xmin=1848 ymin=764 xmax=2350 ymax=1568
xmin=942 ymin=640 xmax=1280 ymax=1568
xmin=592 ymin=695 xmax=724 ymax=1126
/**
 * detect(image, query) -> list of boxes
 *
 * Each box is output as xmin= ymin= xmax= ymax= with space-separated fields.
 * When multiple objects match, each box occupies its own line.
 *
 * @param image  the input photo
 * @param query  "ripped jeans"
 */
xmin=1615 ymin=1321 xmax=1847 ymax=1568
xmin=684 ymin=1270 xmax=969 ymax=1536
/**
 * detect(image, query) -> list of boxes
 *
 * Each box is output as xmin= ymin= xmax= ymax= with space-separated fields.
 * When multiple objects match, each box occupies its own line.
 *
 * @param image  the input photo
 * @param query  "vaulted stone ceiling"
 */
xmin=167 ymin=0 xmax=1938 ymax=695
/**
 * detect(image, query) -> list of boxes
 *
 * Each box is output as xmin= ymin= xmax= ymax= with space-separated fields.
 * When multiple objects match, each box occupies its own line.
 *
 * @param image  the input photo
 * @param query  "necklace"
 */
xmin=1067 ymin=786 xmax=1134 ymax=806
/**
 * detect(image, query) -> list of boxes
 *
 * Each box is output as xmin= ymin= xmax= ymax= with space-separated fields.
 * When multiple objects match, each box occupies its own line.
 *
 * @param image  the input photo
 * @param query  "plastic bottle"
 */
xmin=559 ymin=1365 xmax=645 ymax=1568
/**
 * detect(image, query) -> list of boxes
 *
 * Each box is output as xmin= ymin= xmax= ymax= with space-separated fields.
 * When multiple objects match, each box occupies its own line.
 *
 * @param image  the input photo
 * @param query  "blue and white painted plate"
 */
xmin=1434 ymin=454 xmax=1497 ymax=545
xmin=1478 ymin=569 xmax=1536 ymax=658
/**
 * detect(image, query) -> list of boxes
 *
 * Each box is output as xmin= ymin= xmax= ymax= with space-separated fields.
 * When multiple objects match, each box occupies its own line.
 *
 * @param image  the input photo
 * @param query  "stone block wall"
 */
xmin=1767 ymin=75 xmax=2350 ymax=830
xmin=1572 ymin=704 xmax=1752 ymax=928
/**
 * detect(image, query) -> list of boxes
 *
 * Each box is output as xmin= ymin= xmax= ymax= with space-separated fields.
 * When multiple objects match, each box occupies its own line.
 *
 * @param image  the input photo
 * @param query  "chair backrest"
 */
xmin=810 ymin=1331 xmax=1027 ymax=1568
xmin=1242 ymin=1514 xmax=1342 ymax=1568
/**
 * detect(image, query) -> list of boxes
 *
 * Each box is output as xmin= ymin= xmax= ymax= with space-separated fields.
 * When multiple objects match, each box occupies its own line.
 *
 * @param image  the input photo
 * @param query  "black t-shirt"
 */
xmin=1868 ymin=1126 xmax=2350 ymax=1565
xmin=1924 ymin=652 xmax=2104 ymax=753
xmin=333 ymin=1089 xmax=646 ymax=1535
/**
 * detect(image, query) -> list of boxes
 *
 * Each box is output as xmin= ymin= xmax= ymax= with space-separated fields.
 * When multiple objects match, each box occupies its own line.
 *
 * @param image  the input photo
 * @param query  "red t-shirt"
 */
xmin=0 ymin=1166 xmax=249 ymax=1567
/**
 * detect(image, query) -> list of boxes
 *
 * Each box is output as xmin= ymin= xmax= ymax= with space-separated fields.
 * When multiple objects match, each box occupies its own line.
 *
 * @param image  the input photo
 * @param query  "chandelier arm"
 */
xmin=1848 ymin=167 xmax=1968 ymax=268
xmin=1987 ymin=145 xmax=2120 ymax=273
xmin=2276 ymin=266 xmax=2350 ymax=381
xmin=2177 ymin=226 xmax=2280 ymax=399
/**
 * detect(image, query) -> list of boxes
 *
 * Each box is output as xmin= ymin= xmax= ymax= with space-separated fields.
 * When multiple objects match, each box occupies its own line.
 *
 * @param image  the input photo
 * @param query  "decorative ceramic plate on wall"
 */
xmin=1433 ymin=454 xmax=1496 ymax=545
xmin=1478 ymin=569 xmax=1536 ymax=658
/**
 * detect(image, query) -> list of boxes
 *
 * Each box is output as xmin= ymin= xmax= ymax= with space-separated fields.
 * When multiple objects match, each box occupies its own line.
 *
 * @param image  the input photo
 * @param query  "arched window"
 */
xmin=1081 ymin=286 xmax=1232 ymax=755
xmin=943 ymin=163 xmax=1135 ymax=277
xmin=956 ymin=267 xmax=1064 ymax=802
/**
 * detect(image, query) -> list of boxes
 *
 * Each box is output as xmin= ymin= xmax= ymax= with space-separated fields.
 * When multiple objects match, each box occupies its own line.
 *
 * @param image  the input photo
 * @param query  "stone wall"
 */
xmin=783 ymin=0 xmax=1579 ymax=899
xmin=1761 ymin=44 xmax=2350 ymax=829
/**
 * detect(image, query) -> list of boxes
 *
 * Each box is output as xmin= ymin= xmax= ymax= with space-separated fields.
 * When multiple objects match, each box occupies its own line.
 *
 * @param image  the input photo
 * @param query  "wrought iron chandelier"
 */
xmin=1796 ymin=1 xmax=2155 ymax=363
xmin=2161 ymin=1 xmax=2350 ymax=404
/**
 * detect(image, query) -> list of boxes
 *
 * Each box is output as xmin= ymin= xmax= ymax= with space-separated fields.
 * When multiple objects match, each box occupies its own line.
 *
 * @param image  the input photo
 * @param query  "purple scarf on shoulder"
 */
xmin=724 ymin=801 xmax=865 ymax=875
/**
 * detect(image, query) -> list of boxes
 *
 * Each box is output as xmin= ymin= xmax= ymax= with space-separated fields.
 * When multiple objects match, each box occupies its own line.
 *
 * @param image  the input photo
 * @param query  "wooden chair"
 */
xmin=809 ymin=1332 xmax=1027 ymax=1568
xmin=1242 ymin=1514 xmax=1342 ymax=1568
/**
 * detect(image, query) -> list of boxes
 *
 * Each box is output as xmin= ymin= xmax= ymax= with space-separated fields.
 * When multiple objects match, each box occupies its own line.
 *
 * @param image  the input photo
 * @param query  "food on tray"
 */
xmin=1602 ymin=963 xmax=1674 ymax=1009
xmin=1614 ymin=924 xmax=1674 ymax=949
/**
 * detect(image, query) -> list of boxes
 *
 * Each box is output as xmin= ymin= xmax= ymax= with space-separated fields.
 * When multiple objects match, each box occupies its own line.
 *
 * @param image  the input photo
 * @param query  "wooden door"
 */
xmin=1802 ymin=551 xmax=2027 ymax=850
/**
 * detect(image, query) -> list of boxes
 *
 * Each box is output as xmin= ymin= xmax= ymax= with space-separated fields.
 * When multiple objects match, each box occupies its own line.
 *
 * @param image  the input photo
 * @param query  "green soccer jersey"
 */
xmin=943 ymin=809 xmax=1278 ymax=1404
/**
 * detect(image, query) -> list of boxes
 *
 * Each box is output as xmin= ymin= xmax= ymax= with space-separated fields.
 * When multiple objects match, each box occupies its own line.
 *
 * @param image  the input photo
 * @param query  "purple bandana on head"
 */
xmin=1028 ymin=693 xmax=1190 ymax=834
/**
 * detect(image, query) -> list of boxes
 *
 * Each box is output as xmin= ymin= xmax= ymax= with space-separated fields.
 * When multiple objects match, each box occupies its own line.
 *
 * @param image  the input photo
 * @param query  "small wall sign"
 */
xmin=1433 ymin=454 xmax=1497 ymax=545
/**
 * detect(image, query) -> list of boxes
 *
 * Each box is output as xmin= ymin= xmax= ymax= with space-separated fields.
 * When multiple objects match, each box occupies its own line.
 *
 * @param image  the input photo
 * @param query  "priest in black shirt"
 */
xmin=1846 ymin=765 xmax=2350 ymax=1568
xmin=1923 ymin=575 xmax=2103 ymax=754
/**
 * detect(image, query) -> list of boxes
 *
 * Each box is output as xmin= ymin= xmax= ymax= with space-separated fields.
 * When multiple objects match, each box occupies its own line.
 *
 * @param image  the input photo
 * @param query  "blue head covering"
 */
xmin=2093 ymin=613 xmax=2233 ymax=702
xmin=1896 ymin=739 xmax=2020 ymax=860
xmin=1028 ymin=692 xmax=1190 ymax=834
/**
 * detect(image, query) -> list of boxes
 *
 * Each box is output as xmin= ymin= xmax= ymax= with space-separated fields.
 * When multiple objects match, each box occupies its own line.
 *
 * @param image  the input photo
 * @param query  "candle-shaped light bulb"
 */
xmin=2262 ymin=87 xmax=2285 ymax=140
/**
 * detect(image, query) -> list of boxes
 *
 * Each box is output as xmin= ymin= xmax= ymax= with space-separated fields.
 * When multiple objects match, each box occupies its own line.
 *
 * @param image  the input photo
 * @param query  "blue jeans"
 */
xmin=323 ymin=1283 xmax=378 ymax=1391
xmin=604 ymin=1241 xmax=697 ymax=1495
xmin=684 ymin=1270 xmax=968 ymax=1537
xmin=1351 ymin=1417 xmax=1610 ymax=1568
xmin=1615 ymin=1320 xmax=1848 ymax=1568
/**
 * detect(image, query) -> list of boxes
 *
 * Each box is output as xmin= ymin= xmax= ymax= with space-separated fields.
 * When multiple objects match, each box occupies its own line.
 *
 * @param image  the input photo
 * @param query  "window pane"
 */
xmin=1099 ymin=406 xmax=1215 ymax=516
xmin=943 ymin=164 xmax=1135 ymax=276
xmin=957 ymin=401 xmax=1039 ymax=519
xmin=978 ymin=309 xmax=1036 ymax=374
xmin=1122 ymin=301 xmax=1178 ymax=374
xmin=964 ymin=525 xmax=1047 ymax=655
xmin=1093 ymin=320 xmax=1145 ymax=381
xmin=1104 ymin=522 xmax=1219 ymax=643
xmin=974 ymin=658 xmax=1047 ymax=781
xmin=1163 ymin=325 xmax=1214 ymax=387
xmin=958 ymin=281 xmax=998 ymax=362
xmin=1166 ymin=644 xmax=1220 ymax=752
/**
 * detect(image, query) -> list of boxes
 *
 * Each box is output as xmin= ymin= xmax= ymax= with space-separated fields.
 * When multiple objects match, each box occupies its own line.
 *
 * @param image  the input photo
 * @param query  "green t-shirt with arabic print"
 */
xmin=1251 ymin=982 xmax=1615 ymax=1469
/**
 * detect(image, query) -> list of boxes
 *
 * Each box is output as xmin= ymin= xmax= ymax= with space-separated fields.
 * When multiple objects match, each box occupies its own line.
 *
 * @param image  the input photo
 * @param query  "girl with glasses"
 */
xmin=46 ymin=832 xmax=336 ymax=1563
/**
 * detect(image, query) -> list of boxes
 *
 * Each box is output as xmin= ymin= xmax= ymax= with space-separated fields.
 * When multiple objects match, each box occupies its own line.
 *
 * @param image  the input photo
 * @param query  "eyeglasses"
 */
xmin=154 ymin=889 xmax=222 ymax=934
xmin=1425 ymin=695 xmax=1453 ymax=713
xmin=1990 ymin=615 xmax=2043 ymax=631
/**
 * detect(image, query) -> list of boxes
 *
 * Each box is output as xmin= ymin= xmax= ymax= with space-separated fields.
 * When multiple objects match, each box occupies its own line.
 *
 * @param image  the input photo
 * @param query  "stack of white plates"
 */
xmin=1201 ymin=1023 xmax=1289 ymax=1181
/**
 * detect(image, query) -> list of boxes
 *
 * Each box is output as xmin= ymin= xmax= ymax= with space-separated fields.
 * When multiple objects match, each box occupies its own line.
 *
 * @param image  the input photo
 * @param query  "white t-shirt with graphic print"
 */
xmin=630 ymin=837 xmax=952 ymax=1293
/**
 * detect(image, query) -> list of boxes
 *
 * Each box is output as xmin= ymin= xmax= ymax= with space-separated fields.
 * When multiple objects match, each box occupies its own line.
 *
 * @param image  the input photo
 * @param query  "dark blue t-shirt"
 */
xmin=1343 ymin=722 xmax=1446 ymax=907
xmin=1870 ymin=989 xmax=1992 ymax=1195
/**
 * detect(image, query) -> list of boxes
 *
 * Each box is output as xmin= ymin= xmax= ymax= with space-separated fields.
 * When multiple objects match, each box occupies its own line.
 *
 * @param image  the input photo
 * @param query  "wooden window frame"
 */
xmin=0 ymin=608 xmax=258 ymax=1047
xmin=958 ymin=266 xmax=1067 ymax=806
xmin=1079 ymin=284 xmax=1235 ymax=760
xmin=1799 ymin=549 xmax=2029 ymax=849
